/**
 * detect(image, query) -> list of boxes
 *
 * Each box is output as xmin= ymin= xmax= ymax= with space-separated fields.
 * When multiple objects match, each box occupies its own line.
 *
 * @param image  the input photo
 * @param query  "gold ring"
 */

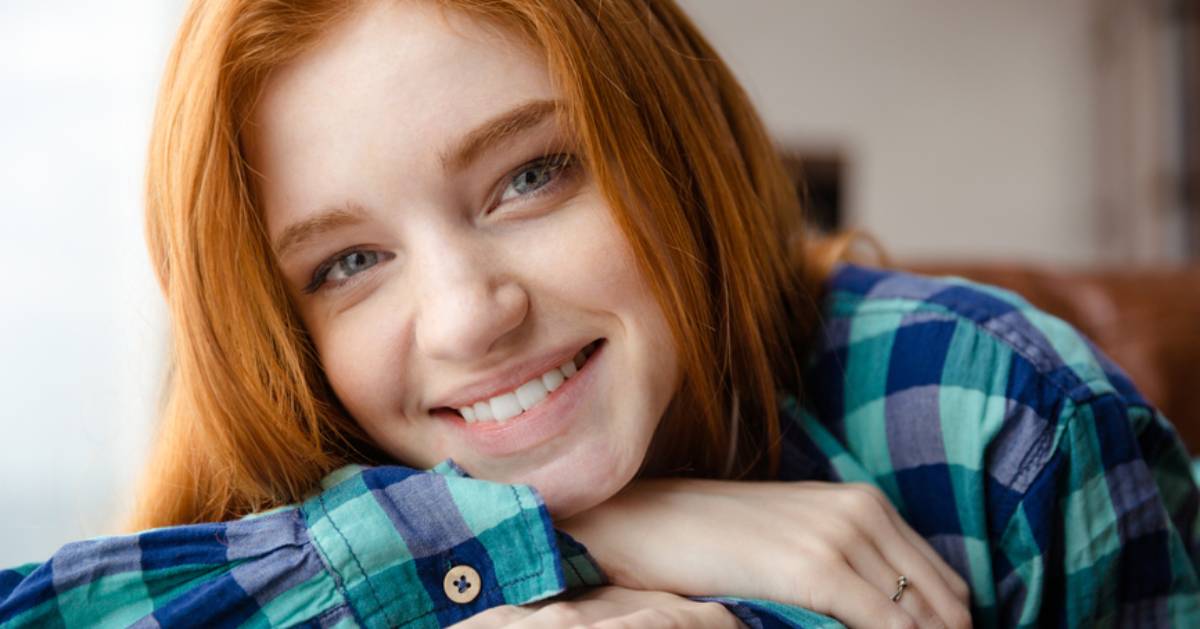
xmin=891 ymin=575 xmax=909 ymax=603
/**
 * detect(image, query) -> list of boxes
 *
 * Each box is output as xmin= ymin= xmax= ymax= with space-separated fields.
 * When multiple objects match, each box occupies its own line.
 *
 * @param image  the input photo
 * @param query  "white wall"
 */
xmin=0 ymin=1 xmax=183 ymax=565
xmin=681 ymin=0 xmax=1104 ymax=264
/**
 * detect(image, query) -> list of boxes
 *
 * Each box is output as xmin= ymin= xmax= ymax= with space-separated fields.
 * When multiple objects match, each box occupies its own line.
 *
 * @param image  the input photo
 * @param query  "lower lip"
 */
xmin=443 ymin=342 xmax=604 ymax=458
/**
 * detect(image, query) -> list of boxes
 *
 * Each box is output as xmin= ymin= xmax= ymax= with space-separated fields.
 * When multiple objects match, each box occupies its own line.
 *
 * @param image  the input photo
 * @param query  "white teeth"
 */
xmin=541 ymin=368 xmax=564 ymax=392
xmin=491 ymin=393 xmax=522 ymax=422
xmin=515 ymin=379 xmax=549 ymax=410
xmin=453 ymin=347 xmax=597 ymax=424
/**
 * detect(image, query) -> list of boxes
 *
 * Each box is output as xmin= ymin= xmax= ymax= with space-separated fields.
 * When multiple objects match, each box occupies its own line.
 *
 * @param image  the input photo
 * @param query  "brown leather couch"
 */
xmin=908 ymin=263 xmax=1200 ymax=455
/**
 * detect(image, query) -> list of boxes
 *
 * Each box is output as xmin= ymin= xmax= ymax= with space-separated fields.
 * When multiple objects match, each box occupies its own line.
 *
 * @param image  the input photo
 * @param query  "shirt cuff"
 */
xmin=302 ymin=465 xmax=575 ymax=628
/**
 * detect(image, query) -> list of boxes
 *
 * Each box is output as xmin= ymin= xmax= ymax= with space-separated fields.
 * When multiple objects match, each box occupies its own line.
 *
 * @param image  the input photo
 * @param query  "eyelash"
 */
xmin=303 ymin=152 xmax=579 ymax=295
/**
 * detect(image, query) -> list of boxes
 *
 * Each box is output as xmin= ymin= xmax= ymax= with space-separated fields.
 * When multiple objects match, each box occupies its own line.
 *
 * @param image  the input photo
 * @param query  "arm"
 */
xmin=526 ymin=274 xmax=1200 ymax=627
xmin=992 ymin=391 xmax=1200 ymax=626
xmin=0 ymin=464 xmax=586 ymax=627
xmin=449 ymin=473 xmax=979 ymax=629
xmin=558 ymin=480 xmax=968 ymax=629
xmin=1 ymin=457 xmax=926 ymax=628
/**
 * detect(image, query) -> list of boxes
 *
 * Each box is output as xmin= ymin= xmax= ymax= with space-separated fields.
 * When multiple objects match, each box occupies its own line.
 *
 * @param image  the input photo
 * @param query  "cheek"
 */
xmin=566 ymin=202 xmax=680 ymax=429
xmin=549 ymin=197 xmax=659 ymax=322
xmin=309 ymin=310 xmax=398 ymax=421
xmin=588 ymin=210 xmax=677 ymax=362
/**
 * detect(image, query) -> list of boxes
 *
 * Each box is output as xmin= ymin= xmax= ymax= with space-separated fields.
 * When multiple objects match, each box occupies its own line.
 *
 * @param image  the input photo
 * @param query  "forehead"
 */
xmin=247 ymin=0 xmax=554 ymax=227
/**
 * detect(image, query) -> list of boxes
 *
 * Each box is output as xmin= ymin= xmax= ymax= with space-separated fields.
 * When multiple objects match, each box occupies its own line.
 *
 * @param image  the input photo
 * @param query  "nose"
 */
xmin=413 ymin=243 xmax=529 ymax=362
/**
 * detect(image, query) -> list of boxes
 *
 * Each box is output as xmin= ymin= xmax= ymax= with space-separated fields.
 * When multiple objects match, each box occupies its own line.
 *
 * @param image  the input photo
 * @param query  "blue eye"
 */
xmin=301 ymin=154 xmax=578 ymax=295
xmin=497 ymin=154 xmax=576 ymax=205
xmin=330 ymin=250 xmax=379 ymax=279
xmin=305 ymin=249 xmax=386 ymax=294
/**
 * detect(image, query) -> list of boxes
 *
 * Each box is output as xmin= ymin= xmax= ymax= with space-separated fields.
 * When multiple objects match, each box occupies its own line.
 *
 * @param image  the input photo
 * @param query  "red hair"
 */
xmin=133 ymin=0 xmax=831 ymax=529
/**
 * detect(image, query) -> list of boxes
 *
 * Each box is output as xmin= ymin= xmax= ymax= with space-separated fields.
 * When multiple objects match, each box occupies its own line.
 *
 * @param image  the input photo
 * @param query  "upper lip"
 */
xmin=427 ymin=340 xmax=597 ymax=411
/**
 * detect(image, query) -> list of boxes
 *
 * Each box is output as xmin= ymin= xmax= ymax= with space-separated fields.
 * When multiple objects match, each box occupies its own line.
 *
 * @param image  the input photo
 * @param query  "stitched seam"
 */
xmin=996 ymin=391 xmax=1151 ymax=541
xmin=392 ymin=483 xmax=553 ymax=626
xmin=318 ymin=492 xmax=398 ymax=628
xmin=830 ymin=293 xmax=1140 ymax=534
xmin=914 ymin=302 xmax=1088 ymax=507
xmin=1011 ymin=407 xmax=1061 ymax=491
xmin=395 ymin=570 xmax=553 ymax=625
xmin=830 ymin=295 xmax=1116 ymax=404
xmin=312 ymin=603 xmax=355 ymax=629
xmin=301 ymin=507 xmax=368 ymax=629
xmin=993 ymin=404 xmax=1081 ymax=544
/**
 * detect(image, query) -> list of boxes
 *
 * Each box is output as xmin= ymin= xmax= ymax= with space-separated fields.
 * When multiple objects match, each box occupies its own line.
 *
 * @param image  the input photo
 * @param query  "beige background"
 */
xmin=681 ymin=0 xmax=1184 ymax=264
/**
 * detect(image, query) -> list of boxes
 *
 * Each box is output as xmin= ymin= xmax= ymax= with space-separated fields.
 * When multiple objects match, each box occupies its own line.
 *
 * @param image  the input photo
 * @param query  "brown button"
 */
xmin=443 ymin=565 xmax=481 ymax=604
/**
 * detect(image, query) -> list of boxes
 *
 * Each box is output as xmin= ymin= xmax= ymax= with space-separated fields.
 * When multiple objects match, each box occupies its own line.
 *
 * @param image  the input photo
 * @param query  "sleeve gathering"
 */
xmin=0 ymin=464 xmax=597 ymax=627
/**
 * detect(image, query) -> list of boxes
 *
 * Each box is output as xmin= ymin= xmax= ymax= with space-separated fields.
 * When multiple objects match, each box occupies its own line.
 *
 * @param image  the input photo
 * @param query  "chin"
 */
xmin=534 ymin=478 xmax=613 ymax=519
xmin=504 ymin=445 xmax=641 ymax=519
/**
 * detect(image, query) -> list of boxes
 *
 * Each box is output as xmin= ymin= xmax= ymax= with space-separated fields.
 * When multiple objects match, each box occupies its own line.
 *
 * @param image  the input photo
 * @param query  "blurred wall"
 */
xmin=0 ymin=1 xmax=183 ymax=565
xmin=681 ymin=0 xmax=1108 ymax=264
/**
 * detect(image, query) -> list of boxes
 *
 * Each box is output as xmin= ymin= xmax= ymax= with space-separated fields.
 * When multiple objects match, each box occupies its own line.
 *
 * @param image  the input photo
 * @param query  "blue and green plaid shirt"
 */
xmin=3 ymin=264 xmax=1198 ymax=627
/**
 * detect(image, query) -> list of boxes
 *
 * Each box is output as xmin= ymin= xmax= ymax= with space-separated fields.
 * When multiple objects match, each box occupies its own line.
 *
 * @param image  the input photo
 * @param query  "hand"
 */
xmin=448 ymin=586 xmax=744 ymax=628
xmin=560 ymin=480 xmax=972 ymax=629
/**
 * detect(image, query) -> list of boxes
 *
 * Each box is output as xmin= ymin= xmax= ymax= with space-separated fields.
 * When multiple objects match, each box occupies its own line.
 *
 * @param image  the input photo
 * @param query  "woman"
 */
xmin=2 ymin=0 xmax=1197 ymax=627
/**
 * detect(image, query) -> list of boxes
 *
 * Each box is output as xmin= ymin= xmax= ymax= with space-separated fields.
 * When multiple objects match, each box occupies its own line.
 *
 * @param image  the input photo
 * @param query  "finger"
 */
xmin=829 ymin=484 xmax=969 ymax=628
xmin=838 ymin=531 xmax=944 ymax=628
xmin=509 ymin=587 xmax=691 ymax=628
xmin=589 ymin=602 xmax=743 ymax=629
xmin=884 ymin=508 xmax=972 ymax=606
xmin=447 ymin=604 xmax=533 ymax=628
xmin=862 ymin=502 xmax=971 ymax=628
xmin=820 ymin=482 xmax=969 ymax=604
xmin=873 ymin=526 xmax=969 ymax=627
xmin=812 ymin=564 xmax=920 ymax=629
xmin=506 ymin=595 xmax=629 ymax=629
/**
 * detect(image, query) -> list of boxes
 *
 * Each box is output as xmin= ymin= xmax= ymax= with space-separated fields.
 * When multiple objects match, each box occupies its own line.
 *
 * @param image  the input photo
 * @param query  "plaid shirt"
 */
xmin=2 ymin=264 xmax=1197 ymax=627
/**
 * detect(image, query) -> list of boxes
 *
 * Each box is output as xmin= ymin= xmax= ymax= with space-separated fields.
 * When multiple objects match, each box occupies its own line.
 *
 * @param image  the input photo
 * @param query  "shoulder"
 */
xmin=789 ymin=264 xmax=1200 ymax=623
xmin=791 ymin=263 xmax=1149 ymax=519
xmin=810 ymin=263 xmax=1142 ymax=410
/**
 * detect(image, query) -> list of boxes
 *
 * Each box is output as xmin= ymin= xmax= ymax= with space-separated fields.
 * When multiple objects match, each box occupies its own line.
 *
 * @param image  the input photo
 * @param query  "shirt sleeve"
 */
xmin=791 ymin=266 xmax=1200 ymax=628
xmin=0 ymin=464 xmax=604 ymax=628
xmin=711 ymin=380 xmax=1200 ymax=629
xmin=992 ymin=386 xmax=1200 ymax=626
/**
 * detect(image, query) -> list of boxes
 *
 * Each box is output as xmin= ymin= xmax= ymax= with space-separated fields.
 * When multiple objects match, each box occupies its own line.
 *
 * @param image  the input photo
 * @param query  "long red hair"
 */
xmin=132 ymin=0 xmax=836 ymax=529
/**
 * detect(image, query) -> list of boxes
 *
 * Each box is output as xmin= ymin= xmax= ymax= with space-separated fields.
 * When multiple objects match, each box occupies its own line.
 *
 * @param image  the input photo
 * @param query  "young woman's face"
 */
xmin=249 ymin=0 xmax=678 ymax=517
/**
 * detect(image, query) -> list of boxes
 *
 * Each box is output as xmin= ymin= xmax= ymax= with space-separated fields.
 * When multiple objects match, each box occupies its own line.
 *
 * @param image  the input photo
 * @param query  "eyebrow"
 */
xmin=272 ymin=98 xmax=564 ymax=259
xmin=440 ymin=98 xmax=563 ymax=173
xmin=273 ymin=204 xmax=368 ymax=260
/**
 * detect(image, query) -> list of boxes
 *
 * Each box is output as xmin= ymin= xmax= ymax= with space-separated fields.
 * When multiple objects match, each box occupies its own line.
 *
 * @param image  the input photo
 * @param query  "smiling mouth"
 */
xmin=434 ymin=339 xmax=603 ymax=424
